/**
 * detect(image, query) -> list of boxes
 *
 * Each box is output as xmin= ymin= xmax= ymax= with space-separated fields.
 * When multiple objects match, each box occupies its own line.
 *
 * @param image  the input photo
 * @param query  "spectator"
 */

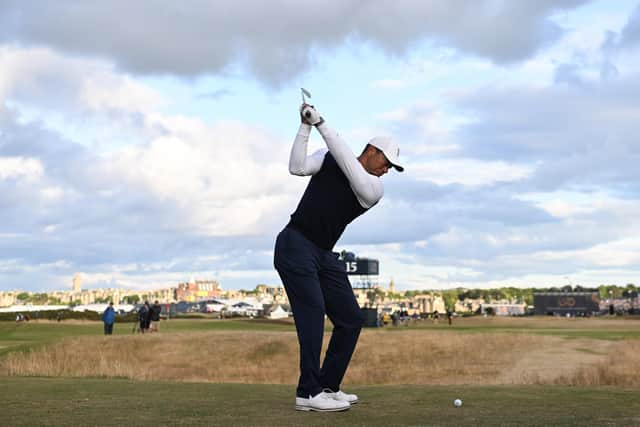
xmin=150 ymin=300 xmax=161 ymax=333
xmin=143 ymin=301 xmax=152 ymax=333
xmin=138 ymin=302 xmax=149 ymax=334
xmin=102 ymin=302 xmax=116 ymax=335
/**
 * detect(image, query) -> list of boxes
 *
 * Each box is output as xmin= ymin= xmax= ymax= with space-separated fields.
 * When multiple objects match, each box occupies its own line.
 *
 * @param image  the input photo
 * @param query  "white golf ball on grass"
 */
xmin=453 ymin=398 xmax=462 ymax=407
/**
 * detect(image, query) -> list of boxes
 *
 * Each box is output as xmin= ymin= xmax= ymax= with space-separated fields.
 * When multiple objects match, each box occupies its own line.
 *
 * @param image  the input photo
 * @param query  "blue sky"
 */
xmin=1 ymin=0 xmax=639 ymax=292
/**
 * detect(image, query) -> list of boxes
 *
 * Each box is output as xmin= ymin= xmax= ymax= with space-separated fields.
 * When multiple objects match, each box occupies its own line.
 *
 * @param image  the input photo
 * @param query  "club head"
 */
xmin=301 ymin=87 xmax=311 ymax=104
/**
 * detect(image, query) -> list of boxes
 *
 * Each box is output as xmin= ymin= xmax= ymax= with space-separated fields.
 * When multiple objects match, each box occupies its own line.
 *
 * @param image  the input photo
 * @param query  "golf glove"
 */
xmin=300 ymin=104 xmax=313 ymax=125
xmin=300 ymin=104 xmax=324 ymax=126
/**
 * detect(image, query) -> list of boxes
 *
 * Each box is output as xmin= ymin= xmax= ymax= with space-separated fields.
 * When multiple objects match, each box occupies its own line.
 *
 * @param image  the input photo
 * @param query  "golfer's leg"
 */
xmin=274 ymin=228 xmax=325 ymax=398
xmin=318 ymin=255 xmax=364 ymax=392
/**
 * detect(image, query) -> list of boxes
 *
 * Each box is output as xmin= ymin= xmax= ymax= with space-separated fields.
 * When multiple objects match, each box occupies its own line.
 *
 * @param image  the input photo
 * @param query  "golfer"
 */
xmin=274 ymin=103 xmax=403 ymax=412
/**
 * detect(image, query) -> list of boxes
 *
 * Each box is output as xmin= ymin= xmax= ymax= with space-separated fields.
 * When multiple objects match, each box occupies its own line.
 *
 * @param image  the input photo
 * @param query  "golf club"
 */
xmin=301 ymin=88 xmax=312 ymax=118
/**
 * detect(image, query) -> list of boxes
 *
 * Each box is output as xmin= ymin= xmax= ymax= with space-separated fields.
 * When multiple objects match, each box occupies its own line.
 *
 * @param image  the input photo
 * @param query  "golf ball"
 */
xmin=454 ymin=399 xmax=462 ymax=407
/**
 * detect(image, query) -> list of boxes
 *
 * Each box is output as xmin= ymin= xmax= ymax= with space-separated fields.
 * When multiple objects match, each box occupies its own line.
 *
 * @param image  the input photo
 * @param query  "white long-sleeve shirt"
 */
xmin=288 ymin=123 xmax=383 ymax=209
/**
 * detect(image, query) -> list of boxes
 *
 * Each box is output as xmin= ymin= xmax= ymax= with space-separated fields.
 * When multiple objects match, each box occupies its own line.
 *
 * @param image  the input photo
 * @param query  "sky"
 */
xmin=1 ymin=0 xmax=639 ymax=293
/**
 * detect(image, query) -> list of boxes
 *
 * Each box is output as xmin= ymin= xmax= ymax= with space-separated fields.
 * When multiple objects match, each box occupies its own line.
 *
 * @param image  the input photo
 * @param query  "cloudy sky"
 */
xmin=1 ymin=0 xmax=639 ymax=293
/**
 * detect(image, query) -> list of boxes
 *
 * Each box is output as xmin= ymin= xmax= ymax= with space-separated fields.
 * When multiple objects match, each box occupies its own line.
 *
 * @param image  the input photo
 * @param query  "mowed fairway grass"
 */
xmin=2 ymin=316 xmax=640 ymax=426
xmin=3 ymin=377 xmax=640 ymax=426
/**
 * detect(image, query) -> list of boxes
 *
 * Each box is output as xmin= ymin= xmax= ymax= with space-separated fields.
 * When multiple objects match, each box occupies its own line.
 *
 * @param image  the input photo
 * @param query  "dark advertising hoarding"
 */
xmin=534 ymin=292 xmax=600 ymax=315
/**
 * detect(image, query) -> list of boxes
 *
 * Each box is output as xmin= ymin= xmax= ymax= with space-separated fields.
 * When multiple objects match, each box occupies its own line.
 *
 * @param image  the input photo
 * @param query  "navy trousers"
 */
xmin=103 ymin=323 xmax=113 ymax=335
xmin=274 ymin=226 xmax=364 ymax=398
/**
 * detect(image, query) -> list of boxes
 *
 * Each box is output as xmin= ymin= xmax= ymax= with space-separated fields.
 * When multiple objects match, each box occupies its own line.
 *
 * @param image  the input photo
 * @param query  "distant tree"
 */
xmin=599 ymin=285 xmax=624 ymax=299
xmin=481 ymin=290 xmax=493 ymax=302
xmin=16 ymin=292 xmax=30 ymax=301
xmin=459 ymin=289 xmax=482 ymax=300
xmin=122 ymin=294 xmax=140 ymax=304
xmin=47 ymin=297 xmax=62 ymax=305
xmin=442 ymin=290 xmax=458 ymax=311
xmin=30 ymin=293 xmax=49 ymax=304
xmin=521 ymin=289 xmax=534 ymax=306
xmin=366 ymin=291 xmax=377 ymax=306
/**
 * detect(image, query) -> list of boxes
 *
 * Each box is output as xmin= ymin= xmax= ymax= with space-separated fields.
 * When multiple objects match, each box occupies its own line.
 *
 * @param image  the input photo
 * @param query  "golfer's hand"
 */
xmin=300 ymin=103 xmax=313 ymax=125
xmin=301 ymin=104 xmax=324 ymax=126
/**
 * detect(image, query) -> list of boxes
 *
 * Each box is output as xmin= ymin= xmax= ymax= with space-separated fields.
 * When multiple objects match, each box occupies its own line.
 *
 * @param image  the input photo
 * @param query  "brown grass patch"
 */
xmin=551 ymin=339 xmax=640 ymax=387
xmin=0 ymin=329 xmax=635 ymax=386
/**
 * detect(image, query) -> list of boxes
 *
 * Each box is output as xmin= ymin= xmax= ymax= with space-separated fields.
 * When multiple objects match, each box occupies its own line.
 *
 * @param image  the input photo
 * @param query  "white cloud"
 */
xmin=411 ymin=158 xmax=533 ymax=186
xmin=40 ymin=186 xmax=65 ymax=201
xmin=1 ymin=1 xmax=640 ymax=293
xmin=0 ymin=1 xmax=589 ymax=86
xmin=81 ymin=72 xmax=166 ymax=113
xmin=0 ymin=46 xmax=166 ymax=124
xmin=0 ymin=156 xmax=43 ymax=181
xmin=371 ymin=79 xmax=409 ymax=90
xmin=100 ymin=117 xmax=299 ymax=235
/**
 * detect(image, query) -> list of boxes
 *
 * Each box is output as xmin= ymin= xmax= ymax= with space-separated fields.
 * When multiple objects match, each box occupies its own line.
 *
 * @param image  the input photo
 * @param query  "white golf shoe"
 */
xmin=295 ymin=391 xmax=351 ymax=412
xmin=323 ymin=389 xmax=359 ymax=404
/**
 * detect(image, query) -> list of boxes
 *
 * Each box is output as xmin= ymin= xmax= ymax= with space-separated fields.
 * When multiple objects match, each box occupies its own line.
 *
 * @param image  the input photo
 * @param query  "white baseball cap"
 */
xmin=368 ymin=136 xmax=404 ymax=172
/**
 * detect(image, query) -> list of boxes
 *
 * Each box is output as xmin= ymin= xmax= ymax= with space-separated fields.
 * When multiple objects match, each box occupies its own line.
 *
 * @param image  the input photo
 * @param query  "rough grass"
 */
xmin=2 ymin=327 xmax=638 ymax=387
xmin=2 ymin=317 xmax=639 ymax=387
xmin=552 ymin=340 xmax=640 ymax=387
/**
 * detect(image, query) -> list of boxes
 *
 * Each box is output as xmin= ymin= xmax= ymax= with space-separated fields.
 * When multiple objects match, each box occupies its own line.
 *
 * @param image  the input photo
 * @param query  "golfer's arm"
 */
xmin=289 ymin=123 xmax=326 ymax=176
xmin=316 ymin=123 xmax=383 ymax=208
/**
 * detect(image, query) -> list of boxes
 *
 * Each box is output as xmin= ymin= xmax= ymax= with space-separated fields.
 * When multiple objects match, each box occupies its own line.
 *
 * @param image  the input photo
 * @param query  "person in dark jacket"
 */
xmin=138 ymin=302 xmax=150 ymax=334
xmin=102 ymin=302 xmax=116 ymax=335
xmin=150 ymin=300 xmax=162 ymax=332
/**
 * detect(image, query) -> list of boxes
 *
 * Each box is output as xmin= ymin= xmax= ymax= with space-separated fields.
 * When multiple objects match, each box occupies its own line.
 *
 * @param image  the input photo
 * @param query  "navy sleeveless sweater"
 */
xmin=287 ymin=152 xmax=369 ymax=250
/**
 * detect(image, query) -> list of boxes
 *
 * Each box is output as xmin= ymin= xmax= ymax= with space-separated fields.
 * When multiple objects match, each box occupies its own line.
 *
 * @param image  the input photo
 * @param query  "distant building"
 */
xmin=0 ymin=291 xmax=18 ymax=307
xmin=481 ymin=303 xmax=526 ymax=316
xmin=72 ymin=273 xmax=82 ymax=292
xmin=534 ymin=291 xmax=600 ymax=316
xmin=455 ymin=298 xmax=484 ymax=313
xmin=413 ymin=294 xmax=446 ymax=314
xmin=254 ymin=284 xmax=288 ymax=304
xmin=175 ymin=280 xmax=221 ymax=302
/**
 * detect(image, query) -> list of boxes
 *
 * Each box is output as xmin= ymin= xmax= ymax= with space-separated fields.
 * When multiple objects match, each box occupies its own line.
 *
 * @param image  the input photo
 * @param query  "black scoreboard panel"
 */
xmin=534 ymin=292 xmax=600 ymax=315
xmin=345 ymin=259 xmax=379 ymax=275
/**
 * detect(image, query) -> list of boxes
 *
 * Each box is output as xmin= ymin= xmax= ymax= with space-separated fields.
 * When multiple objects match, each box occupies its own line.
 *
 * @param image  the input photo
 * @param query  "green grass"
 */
xmin=2 ymin=377 xmax=639 ymax=426
xmin=385 ymin=317 xmax=640 ymax=340
xmin=3 ymin=318 xmax=640 ymax=425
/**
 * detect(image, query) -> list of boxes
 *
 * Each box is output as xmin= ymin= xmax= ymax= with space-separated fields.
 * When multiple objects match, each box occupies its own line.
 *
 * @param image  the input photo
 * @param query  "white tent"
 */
xmin=268 ymin=305 xmax=289 ymax=319
xmin=0 ymin=305 xmax=69 ymax=313
xmin=72 ymin=303 xmax=135 ymax=313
